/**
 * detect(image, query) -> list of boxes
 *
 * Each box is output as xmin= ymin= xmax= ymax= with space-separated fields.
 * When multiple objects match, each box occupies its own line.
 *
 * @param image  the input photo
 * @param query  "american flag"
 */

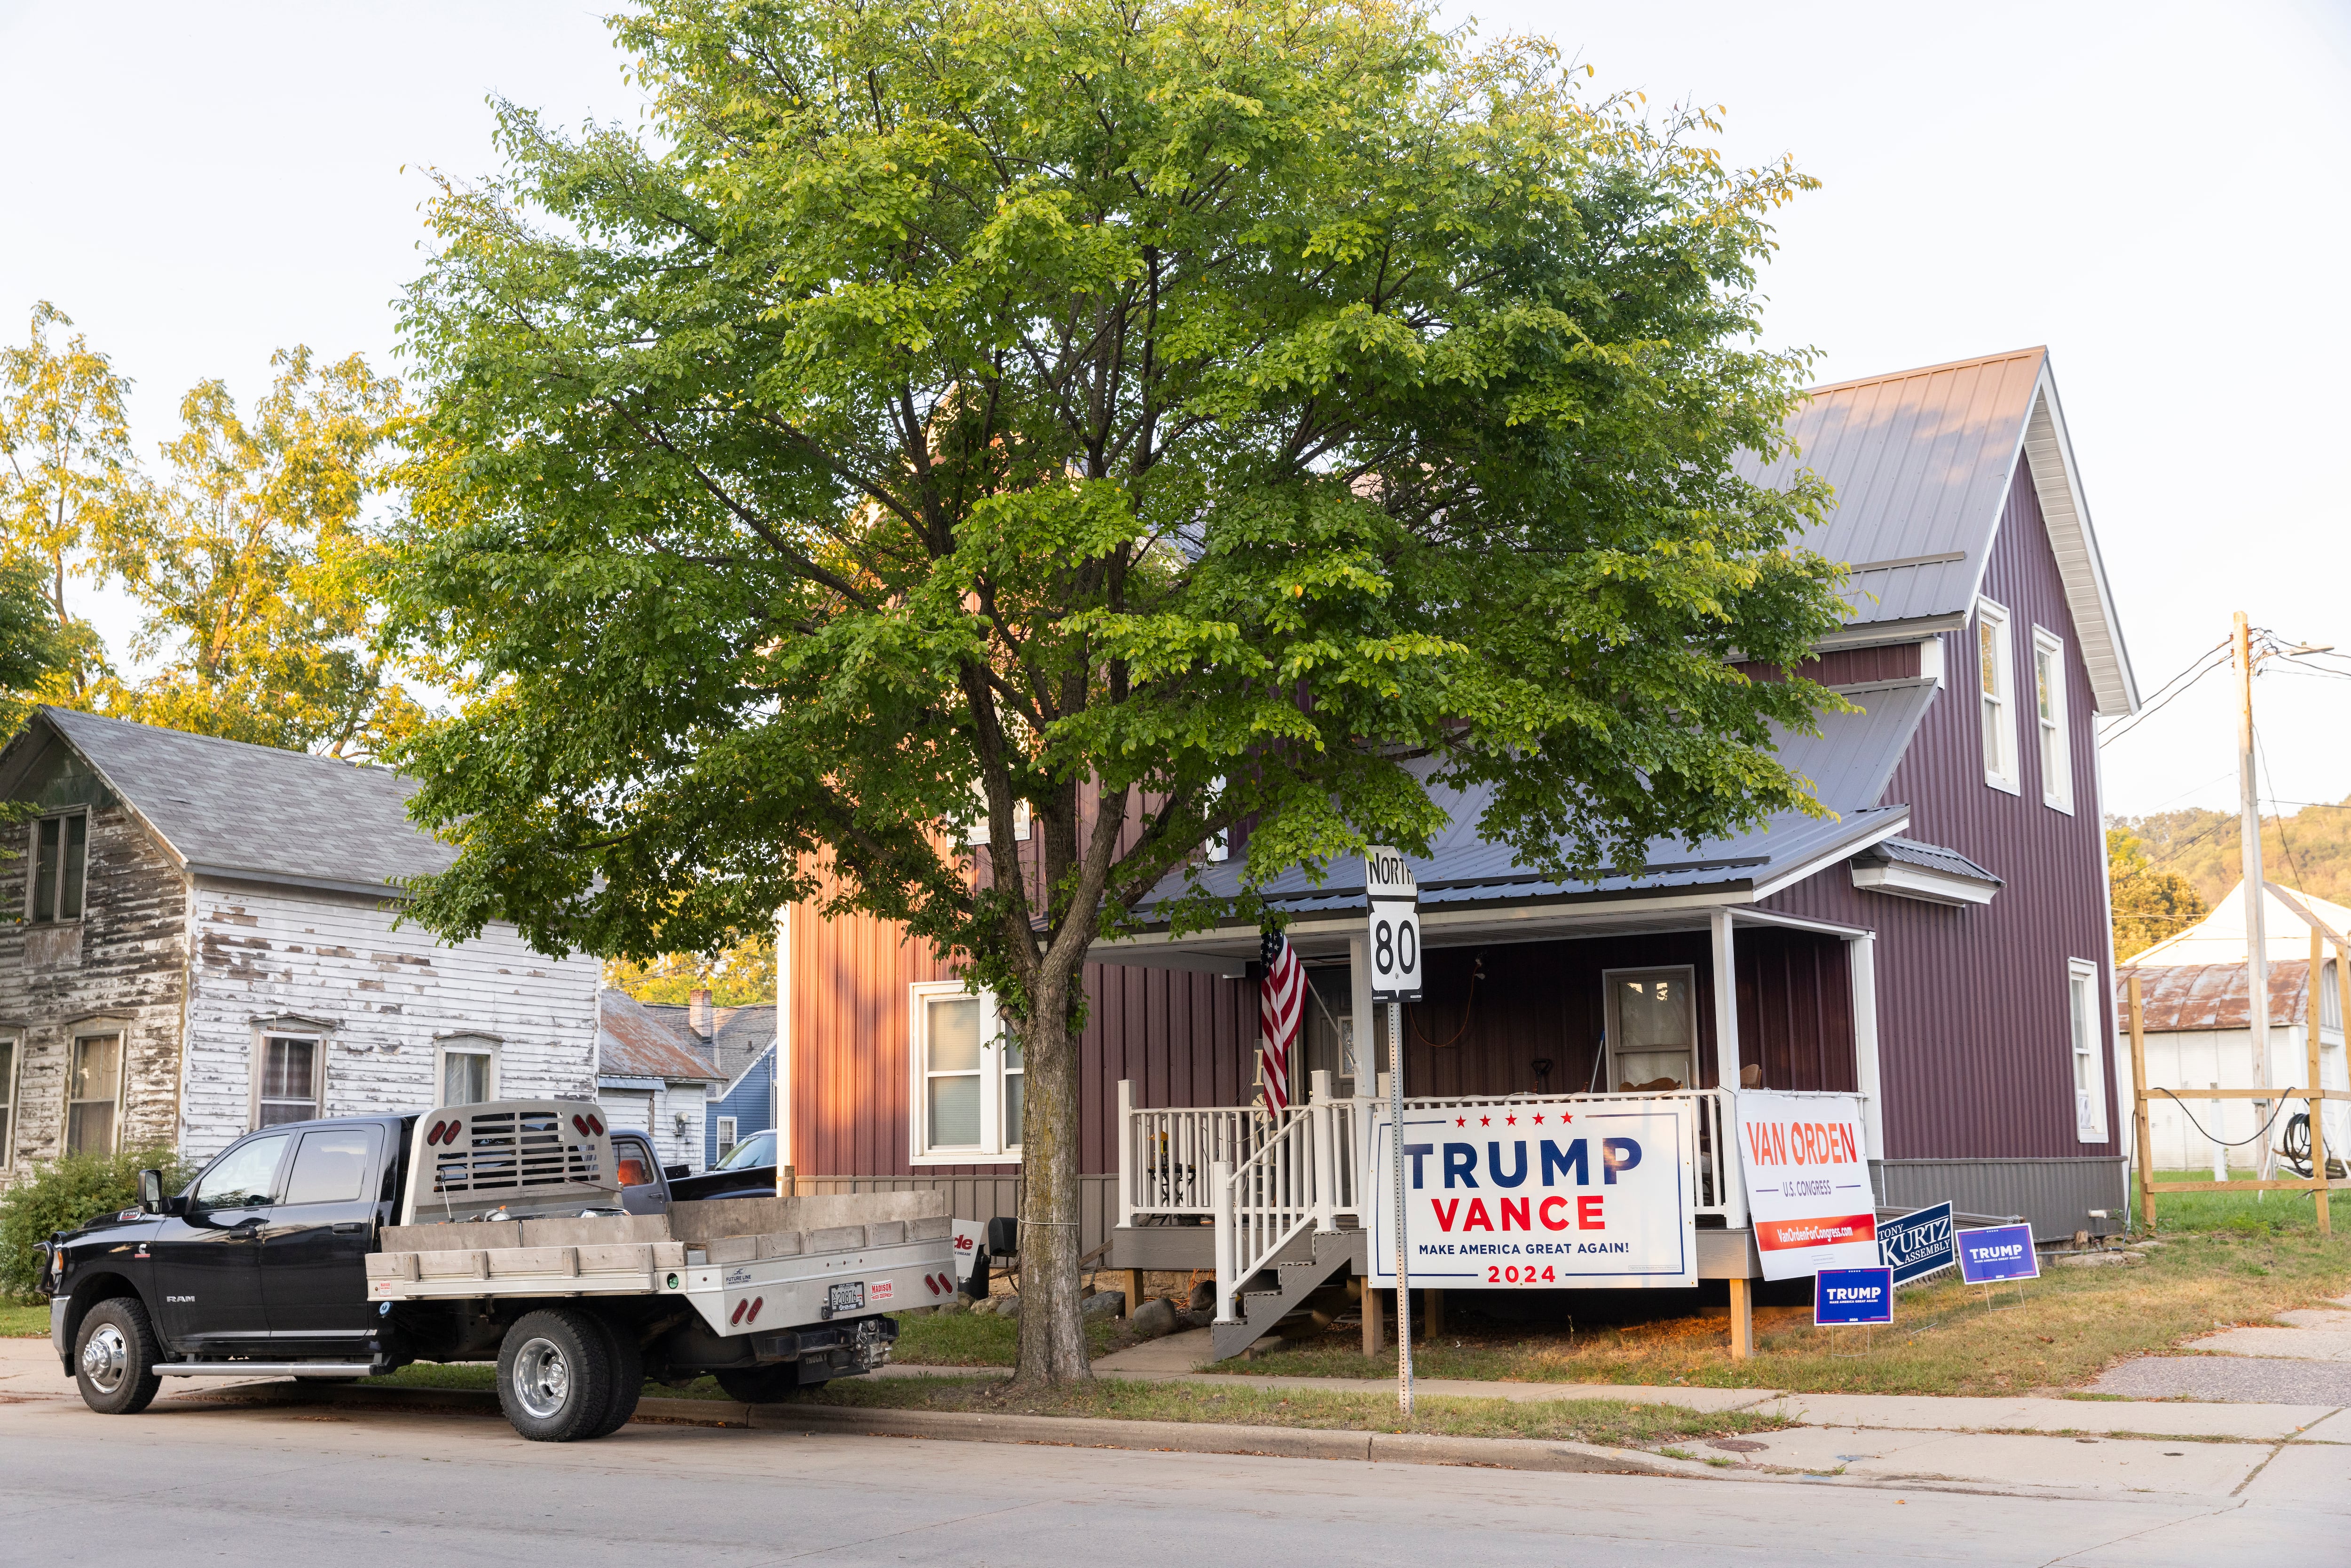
xmin=1258 ymin=926 xmax=1304 ymax=1113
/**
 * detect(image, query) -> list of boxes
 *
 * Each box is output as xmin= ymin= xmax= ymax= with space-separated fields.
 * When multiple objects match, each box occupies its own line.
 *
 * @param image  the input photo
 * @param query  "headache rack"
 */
xmin=404 ymin=1099 xmax=618 ymax=1225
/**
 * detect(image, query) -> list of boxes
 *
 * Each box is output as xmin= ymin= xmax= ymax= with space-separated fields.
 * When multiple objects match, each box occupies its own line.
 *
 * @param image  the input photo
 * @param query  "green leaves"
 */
xmin=386 ymin=0 xmax=1848 ymax=1021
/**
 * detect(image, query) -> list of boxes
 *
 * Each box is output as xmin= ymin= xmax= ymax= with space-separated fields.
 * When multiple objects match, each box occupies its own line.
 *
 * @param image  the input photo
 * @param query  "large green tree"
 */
xmin=387 ymin=0 xmax=1848 ymax=1385
xmin=95 ymin=347 xmax=424 ymax=759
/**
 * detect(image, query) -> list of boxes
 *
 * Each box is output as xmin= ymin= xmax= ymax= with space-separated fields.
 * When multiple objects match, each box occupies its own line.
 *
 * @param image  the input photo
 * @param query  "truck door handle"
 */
xmin=332 ymin=1223 xmax=366 ymax=1235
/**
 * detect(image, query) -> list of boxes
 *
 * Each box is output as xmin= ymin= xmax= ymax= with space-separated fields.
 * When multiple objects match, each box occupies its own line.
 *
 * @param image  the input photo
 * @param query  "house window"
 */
xmin=0 ymin=1037 xmax=16 ymax=1168
xmin=67 ymin=1031 xmax=123 ymax=1156
xmin=2324 ymin=959 xmax=2342 ymax=1033
xmin=1977 ymin=599 xmax=2019 ymax=794
xmin=716 ymin=1115 xmax=738 ymax=1160
xmin=256 ymin=1035 xmax=324 ymax=1127
xmin=2033 ymin=627 xmax=2072 ymax=812
xmin=1603 ymin=967 xmax=1697 ymax=1091
xmin=2069 ymin=958 xmax=2107 ymax=1142
xmin=963 ymin=782 xmax=1032 ymax=846
xmin=1206 ymin=775 xmax=1230 ymax=863
xmin=436 ymin=1037 xmax=499 ymax=1105
xmin=910 ymin=983 xmax=1021 ymax=1163
xmin=27 ymin=810 xmax=88 ymax=923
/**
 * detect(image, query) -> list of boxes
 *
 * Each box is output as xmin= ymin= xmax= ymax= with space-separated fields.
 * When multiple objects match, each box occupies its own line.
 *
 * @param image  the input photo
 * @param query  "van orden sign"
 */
xmin=1368 ymin=1097 xmax=1696 ymax=1289
xmin=1734 ymin=1090 xmax=1878 ymax=1281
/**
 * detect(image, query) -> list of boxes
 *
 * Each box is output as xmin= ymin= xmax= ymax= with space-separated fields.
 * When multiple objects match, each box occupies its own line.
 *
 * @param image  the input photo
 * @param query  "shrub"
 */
xmin=0 ymin=1146 xmax=197 ymax=1300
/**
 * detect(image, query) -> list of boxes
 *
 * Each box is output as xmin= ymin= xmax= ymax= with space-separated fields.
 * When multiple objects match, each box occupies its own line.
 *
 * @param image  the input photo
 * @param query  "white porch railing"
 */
xmin=1120 ymin=1081 xmax=1761 ymax=1253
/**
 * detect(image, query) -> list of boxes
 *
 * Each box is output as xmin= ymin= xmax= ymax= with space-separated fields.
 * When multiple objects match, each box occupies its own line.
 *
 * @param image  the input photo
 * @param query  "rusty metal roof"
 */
xmin=2116 ymin=959 xmax=2318 ymax=1031
xmin=597 ymin=990 xmax=722 ymax=1082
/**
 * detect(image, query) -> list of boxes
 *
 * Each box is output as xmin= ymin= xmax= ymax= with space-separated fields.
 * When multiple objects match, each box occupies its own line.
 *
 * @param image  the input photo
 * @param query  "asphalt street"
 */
xmin=0 ymin=1393 xmax=2336 ymax=1566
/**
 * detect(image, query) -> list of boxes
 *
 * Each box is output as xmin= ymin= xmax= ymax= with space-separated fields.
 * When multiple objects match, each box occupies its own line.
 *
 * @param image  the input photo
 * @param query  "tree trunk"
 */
xmin=1010 ymin=961 xmax=1090 ymax=1387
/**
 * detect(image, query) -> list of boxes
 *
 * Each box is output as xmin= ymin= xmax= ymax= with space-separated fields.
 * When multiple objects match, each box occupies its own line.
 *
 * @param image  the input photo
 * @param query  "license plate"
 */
xmin=828 ymin=1281 xmax=866 ymax=1313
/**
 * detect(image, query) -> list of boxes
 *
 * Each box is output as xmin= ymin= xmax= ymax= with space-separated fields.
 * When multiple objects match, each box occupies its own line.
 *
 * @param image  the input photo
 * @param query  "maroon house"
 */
xmin=773 ymin=348 xmax=2137 ymax=1347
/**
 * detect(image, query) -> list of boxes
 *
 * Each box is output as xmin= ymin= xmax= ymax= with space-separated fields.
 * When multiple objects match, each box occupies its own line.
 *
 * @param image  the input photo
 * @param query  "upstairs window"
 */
xmin=911 ymin=983 xmax=1021 ymax=1163
xmin=27 ymin=810 xmax=87 ymax=923
xmin=67 ymin=1032 xmax=122 ymax=1156
xmin=2033 ymin=628 xmax=2073 ymax=812
xmin=1977 ymin=599 xmax=2019 ymax=794
xmin=256 ymin=1034 xmax=324 ymax=1127
xmin=0 ymin=1037 xmax=16 ymax=1168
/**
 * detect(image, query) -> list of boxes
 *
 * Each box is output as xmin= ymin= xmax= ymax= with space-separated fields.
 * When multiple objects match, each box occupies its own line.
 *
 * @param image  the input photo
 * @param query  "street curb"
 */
xmin=177 ymin=1379 xmax=1676 ymax=1474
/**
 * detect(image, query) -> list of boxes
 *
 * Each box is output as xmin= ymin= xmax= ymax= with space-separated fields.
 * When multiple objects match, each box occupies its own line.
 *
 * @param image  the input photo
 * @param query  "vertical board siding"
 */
xmin=787 ymin=900 xmax=1253 ymax=1179
xmin=180 ymin=880 xmax=601 ymax=1162
xmin=1764 ymin=455 xmax=2119 ymax=1163
xmin=0 ymin=804 xmax=189 ymax=1179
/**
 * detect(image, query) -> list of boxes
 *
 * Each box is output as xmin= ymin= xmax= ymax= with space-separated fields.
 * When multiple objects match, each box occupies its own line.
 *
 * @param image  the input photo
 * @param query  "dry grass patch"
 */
xmin=799 ymin=1372 xmax=1790 ymax=1449
xmin=1223 ymin=1230 xmax=2351 ymax=1396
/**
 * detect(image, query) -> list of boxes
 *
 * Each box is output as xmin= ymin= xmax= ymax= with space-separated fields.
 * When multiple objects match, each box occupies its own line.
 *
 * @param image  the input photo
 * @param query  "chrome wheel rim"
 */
xmin=511 ymin=1337 xmax=571 ymax=1420
xmin=81 ymin=1324 xmax=127 ymax=1393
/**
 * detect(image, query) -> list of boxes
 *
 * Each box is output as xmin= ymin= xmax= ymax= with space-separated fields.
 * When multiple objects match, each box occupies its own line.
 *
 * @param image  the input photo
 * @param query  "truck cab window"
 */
xmin=283 ymin=1127 xmax=375 ymax=1206
xmin=193 ymin=1135 xmax=289 ymax=1210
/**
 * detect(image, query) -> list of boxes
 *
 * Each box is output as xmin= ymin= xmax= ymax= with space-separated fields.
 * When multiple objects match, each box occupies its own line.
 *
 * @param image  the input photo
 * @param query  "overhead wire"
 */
xmin=2097 ymin=641 xmax=2234 ymax=749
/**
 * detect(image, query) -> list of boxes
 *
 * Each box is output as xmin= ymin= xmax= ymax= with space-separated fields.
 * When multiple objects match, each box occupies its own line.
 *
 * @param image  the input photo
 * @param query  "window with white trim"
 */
xmin=67 ymin=1030 xmax=122 ymax=1155
xmin=2033 ymin=627 xmax=2072 ymax=812
xmin=2068 ymin=958 xmax=2107 ymax=1142
xmin=963 ymin=781 xmax=1031 ymax=846
xmin=910 ymin=983 xmax=1021 ymax=1163
xmin=26 ymin=810 xmax=88 ymax=923
xmin=436 ymin=1036 xmax=500 ymax=1105
xmin=254 ymin=1034 xmax=324 ymax=1127
xmin=1206 ymin=775 xmax=1230 ymax=863
xmin=715 ymin=1115 xmax=738 ymax=1160
xmin=0 ymin=1036 xmax=16 ymax=1168
xmin=1976 ymin=599 xmax=2019 ymax=794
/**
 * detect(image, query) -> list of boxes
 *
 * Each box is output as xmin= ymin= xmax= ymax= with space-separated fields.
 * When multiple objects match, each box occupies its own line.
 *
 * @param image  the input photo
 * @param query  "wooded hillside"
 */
xmin=2114 ymin=799 xmax=2351 ymax=907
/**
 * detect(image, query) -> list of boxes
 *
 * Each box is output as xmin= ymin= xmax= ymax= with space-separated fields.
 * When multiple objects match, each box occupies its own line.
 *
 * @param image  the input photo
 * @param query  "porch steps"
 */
xmin=1210 ymin=1229 xmax=1354 ymax=1363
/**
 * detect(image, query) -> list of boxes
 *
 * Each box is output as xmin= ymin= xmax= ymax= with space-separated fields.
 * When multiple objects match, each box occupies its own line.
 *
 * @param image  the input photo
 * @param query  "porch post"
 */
xmin=1710 ymin=908 xmax=1742 ymax=1093
xmin=1349 ymin=934 xmax=1376 ymax=1090
xmin=1116 ymin=1078 xmax=1136 ymax=1229
xmin=1310 ymin=1069 xmax=1337 ymax=1232
xmin=1727 ymin=1276 xmax=1754 ymax=1359
xmin=1211 ymin=1159 xmax=1237 ymax=1324
xmin=1360 ymin=1275 xmax=1384 ymax=1353
xmin=1847 ymin=934 xmax=1887 ymax=1167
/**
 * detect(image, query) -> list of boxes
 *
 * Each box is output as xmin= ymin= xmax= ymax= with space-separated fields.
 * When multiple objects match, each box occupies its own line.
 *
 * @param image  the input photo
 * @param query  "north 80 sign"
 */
xmin=1364 ymin=845 xmax=1422 ymax=1002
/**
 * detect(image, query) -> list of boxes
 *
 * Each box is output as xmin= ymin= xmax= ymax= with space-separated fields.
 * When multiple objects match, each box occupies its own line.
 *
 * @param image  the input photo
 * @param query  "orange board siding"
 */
xmin=787 ymin=900 xmax=1254 ymax=1179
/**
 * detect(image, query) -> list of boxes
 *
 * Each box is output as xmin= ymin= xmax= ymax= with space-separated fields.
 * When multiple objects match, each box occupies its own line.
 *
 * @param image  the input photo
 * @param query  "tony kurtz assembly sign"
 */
xmin=1368 ymin=1097 xmax=1696 ymax=1289
xmin=1734 ymin=1090 xmax=1878 ymax=1281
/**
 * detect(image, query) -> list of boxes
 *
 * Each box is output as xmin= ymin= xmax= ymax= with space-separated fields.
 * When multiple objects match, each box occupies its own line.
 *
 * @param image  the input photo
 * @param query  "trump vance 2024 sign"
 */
xmin=1368 ymin=1097 xmax=1697 ymax=1289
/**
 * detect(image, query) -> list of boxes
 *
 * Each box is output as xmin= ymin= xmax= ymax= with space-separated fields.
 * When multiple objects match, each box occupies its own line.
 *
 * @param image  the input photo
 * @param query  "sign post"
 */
xmin=1365 ymin=846 xmax=1421 ymax=1420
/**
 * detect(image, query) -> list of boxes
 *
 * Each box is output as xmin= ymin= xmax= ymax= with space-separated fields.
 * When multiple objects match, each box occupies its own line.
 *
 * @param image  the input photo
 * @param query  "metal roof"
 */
xmin=0 ymin=706 xmax=454 ymax=898
xmin=1856 ymin=837 xmax=2002 ymax=888
xmin=2115 ymin=959 xmax=2319 ymax=1032
xmin=1736 ymin=348 xmax=2137 ymax=715
xmin=1127 ymin=677 xmax=1936 ymax=932
xmin=597 ymin=991 xmax=724 ymax=1083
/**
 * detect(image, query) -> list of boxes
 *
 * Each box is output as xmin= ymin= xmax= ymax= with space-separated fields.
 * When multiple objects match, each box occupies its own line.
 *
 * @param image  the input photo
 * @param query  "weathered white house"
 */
xmin=2118 ymin=880 xmax=2351 ymax=1173
xmin=0 ymin=708 xmax=600 ymax=1181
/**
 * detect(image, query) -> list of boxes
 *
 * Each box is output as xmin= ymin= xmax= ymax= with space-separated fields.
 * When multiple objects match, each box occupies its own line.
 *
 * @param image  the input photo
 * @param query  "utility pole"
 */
xmin=2235 ymin=612 xmax=2272 ymax=1184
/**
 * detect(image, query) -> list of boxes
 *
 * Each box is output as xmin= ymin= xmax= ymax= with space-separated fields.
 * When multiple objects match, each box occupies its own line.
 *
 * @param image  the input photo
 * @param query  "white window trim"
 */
xmin=63 ymin=1022 xmax=128 ymax=1158
xmin=434 ymin=1033 xmax=503 ymax=1106
xmin=249 ymin=1028 xmax=329 ymax=1130
xmin=1601 ymin=965 xmax=1700 ymax=1091
xmin=24 ymin=807 xmax=90 ymax=925
xmin=1977 ymin=598 xmax=2020 ymax=796
xmin=0 ymin=1032 xmax=18 ymax=1170
xmin=908 ymin=981 xmax=1022 ymax=1166
xmin=715 ymin=1115 xmax=738 ymax=1159
xmin=2069 ymin=957 xmax=2108 ymax=1143
xmin=963 ymin=788 xmax=1032 ymax=846
xmin=2032 ymin=625 xmax=2073 ymax=813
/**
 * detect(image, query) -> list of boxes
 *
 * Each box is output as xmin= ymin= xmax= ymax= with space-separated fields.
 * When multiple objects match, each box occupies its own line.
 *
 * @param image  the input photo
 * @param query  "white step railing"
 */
xmin=1117 ymin=1082 xmax=1286 ymax=1225
xmin=1212 ymin=1072 xmax=1353 ymax=1324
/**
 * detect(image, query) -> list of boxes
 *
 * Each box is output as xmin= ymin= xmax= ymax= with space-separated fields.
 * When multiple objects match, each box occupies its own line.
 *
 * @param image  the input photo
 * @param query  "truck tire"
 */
xmin=713 ymin=1364 xmax=813 ymax=1403
xmin=583 ymin=1313 xmax=643 ymax=1439
xmin=496 ymin=1308 xmax=614 ymax=1442
xmin=75 ymin=1297 xmax=164 ymax=1416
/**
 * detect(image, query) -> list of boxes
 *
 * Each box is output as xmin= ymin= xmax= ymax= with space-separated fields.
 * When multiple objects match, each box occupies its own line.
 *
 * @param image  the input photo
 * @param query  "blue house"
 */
xmin=700 ymin=1001 xmax=777 ymax=1168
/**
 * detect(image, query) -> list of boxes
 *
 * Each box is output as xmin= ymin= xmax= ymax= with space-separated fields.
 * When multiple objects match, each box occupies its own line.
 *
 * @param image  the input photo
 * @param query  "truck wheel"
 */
xmin=713 ymin=1364 xmax=806 ymax=1403
xmin=75 ymin=1297 xmax=163 ymax=1416
xmin=496 ymin=1309 xmax=613 ymax=1442
xmin=584 ymin=1314 xmax=643 ymax=1439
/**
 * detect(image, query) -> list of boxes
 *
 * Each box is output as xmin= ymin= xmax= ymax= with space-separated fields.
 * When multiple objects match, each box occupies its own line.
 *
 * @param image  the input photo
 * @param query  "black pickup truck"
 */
xmin=37 ymin=1105 xmax=952 ymax=1439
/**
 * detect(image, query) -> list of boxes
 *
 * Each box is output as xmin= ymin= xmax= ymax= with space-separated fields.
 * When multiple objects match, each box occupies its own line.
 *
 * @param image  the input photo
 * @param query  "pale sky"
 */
xmin=3 ymin=0 xmax=2345 ymax=821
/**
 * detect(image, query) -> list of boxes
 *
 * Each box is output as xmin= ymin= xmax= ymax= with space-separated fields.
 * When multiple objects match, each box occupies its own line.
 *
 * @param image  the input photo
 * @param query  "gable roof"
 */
xmin=597 ymin=991 xmax=723 ymax=1084
xmin=0 ymin=706 xmax=454 ymax=898
xmin=1737 ymin=347 xmax=2138 ymax=715
xmin=2113 ymin=958 xmax=2327 ymax=1032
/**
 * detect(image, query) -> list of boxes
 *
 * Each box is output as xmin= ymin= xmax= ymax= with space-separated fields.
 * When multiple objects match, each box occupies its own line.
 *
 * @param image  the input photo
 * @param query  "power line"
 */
xmin=2098 ymin=642 xmax=2233 ymax=749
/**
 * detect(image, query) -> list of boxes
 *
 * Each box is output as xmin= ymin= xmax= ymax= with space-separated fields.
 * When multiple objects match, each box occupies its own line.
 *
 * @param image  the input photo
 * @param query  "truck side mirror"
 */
xmin=138 ymin=1169 xmax=165 ymax=1214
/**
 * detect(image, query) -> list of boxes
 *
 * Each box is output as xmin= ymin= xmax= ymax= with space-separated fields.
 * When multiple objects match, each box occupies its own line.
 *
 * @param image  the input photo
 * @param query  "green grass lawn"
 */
xmin=889 ymin=1304 xmax=1130 ymax=1365
xmin=1215 ymin=1229 xmax=2350 ymax=1396
xmin=2144 ymin=1170 xmax=2341 ymax=1234
xmin=0 ymin=1301 xmax=50 ymax=1337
